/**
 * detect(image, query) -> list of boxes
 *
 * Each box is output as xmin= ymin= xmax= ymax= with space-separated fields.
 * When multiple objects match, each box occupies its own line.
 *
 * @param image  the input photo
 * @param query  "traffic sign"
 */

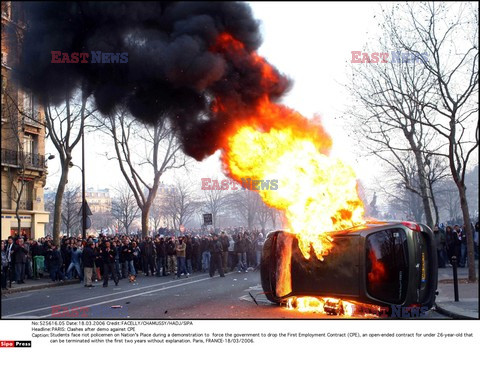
xmin=203 ymin=213 xmax=213 ymax=226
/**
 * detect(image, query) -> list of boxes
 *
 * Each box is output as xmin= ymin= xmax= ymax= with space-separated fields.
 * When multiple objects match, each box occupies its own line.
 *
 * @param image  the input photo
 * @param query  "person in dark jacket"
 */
xmin=192 ymin=236 xmax=201 ymax=272
xmin=220 ymin=232 xmax=229 ymax=273
xmin=131 ymin=241 xmax=141 ymax=274
xmin=100 ymin=241 xmax=119 ymax=287
xmin=234 ymin=233 xmax=247 ymax=273
xmin=31 ymin=240 xmax=45 ymax=279
xmin=185 ymin=236 xmax=193 ymax=275
xmin=155 ymin=236 xmax=166 ymax=277
xmin=82 ymin=241 xmax=96 ymax=287
xmin=209 ymin=234 xmax=225 ymax=278
xmin=141 ymin=237 xmax=156 ymax=276
xmin=200 ymin=236 xmax=210 ymax=272
xmin=46 ymin=244 xmax=64 ymax=282
xmin=13 ymin=238 xmax=29 ymax=283
xmin=452 ymin=225 xmax=463 ymax=267
xmin=122 ymin=239 xmax=135 ymax=277
xmin=166 ymin=237 xmax=177 ymax=275
xmin=433 ymin=225 xmax=446 ymax=268
xmin=459 ymin=225 xmax=468 ymax=267
xmin=445 ymin=226 xmax=455 ymax=265
xmin=1 ymin=240 xmax=8 ymax=289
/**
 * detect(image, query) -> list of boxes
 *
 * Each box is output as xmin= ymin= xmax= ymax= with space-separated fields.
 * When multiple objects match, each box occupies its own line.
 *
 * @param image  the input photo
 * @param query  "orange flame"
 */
xmin=221 ymin=98 xmax=365 ymax=259
xmin=213 ymin=33 xmax=365 ymax=260
xmin=286 ymin=297 xmax=385 ymax=318
xmin=367 ymin=249 xmax=386 ymax=284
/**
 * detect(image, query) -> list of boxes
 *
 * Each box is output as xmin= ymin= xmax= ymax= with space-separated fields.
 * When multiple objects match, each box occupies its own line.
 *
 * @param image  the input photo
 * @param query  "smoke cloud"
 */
xmin=16 ymin=1 xmax=291 ymax=160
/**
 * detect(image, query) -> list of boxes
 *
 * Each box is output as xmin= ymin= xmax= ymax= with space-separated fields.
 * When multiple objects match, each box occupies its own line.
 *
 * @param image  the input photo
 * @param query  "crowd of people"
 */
xmin=1 ymin=228 xmax=266 ymax=290
xmin=2 ymin=221 xmax=479 ymax=290
xmin=433 ymin=222 xmax=479 ymax=268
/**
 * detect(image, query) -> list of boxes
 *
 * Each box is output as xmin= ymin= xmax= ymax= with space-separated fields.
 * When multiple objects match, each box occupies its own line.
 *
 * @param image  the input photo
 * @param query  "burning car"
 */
xmin=261 ymin=221 xmax=437 ymax=317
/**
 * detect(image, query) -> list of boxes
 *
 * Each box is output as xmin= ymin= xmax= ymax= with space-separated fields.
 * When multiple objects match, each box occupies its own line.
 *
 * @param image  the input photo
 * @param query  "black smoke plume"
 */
xmin=15 ymin=1 xmax=291 ymax=160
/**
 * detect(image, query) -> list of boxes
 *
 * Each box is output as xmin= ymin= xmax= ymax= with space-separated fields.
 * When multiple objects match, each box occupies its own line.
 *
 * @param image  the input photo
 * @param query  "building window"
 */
xmin=22 ymin=133 xmax=37 ymax=165
xmin=19 ymin=180 xmax=33 ymax=210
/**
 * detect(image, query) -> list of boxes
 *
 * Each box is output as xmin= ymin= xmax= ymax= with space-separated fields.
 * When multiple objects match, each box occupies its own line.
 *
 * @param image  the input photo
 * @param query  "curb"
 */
xmin=1 ymin=279 xmax=81 ymax=295
xmin=434 ymin=302 xmax=477 ymax=320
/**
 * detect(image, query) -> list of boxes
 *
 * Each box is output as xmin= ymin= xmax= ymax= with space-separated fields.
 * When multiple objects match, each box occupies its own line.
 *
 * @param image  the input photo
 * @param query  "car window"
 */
xmin=366 ymin=228 xmax=408 ymax=304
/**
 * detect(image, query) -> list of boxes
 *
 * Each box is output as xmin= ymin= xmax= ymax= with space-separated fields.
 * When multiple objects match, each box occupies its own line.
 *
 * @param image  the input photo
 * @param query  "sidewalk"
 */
xmin=435 ymin=261 xmax=479 ymax=319
xmin=1 ymin=277 xmax=81 ymax=295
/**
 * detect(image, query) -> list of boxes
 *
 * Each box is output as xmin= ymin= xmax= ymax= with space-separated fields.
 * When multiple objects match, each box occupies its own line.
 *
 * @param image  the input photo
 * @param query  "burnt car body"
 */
xmin=261 ymin=221 xmax=437 ymax=313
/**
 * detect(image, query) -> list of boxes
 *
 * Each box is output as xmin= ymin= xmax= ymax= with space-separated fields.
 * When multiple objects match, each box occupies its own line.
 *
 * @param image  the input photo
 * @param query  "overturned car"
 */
xmin=260 ymin=221 xmax=437 ymax=316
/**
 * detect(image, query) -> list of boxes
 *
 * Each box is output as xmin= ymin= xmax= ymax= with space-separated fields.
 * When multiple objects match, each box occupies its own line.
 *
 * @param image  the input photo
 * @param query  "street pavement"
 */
xmin=2 ymin=270 xmax=448 ymax=319
xmin=435 ymin=261 xmax=479 ymax=319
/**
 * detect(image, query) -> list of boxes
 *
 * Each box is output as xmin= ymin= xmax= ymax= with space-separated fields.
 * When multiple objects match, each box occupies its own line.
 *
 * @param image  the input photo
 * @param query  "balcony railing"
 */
xmin=1 ymin=149 xmax=46 ymax=170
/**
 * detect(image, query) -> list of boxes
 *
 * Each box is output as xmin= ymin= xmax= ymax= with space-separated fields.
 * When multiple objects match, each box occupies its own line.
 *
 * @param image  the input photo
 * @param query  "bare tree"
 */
xmin=111 ymin=184 xmax=139 ymax=235
xmin=229 ymin=189 xmax=261 ymax=230
xmin=43 ymin=90 xmax=96 ymax=246
xmin=149 ymin=200 xmax=166 ymax=235
xmin=201 ymin=183 xmax=231 ymax=229
xmin=99 ymin=110 xmax=185 ymax=237
xmin=90 ymin=211 xmax=114 ymax=235
xmin=61 ymin=185 xmax=81 ymax=237
xmin=386 ymin=2 xmax=479 ymax=281
xmin=163 ymin=181 xmax=197 ymax=230
xmin=256 ymin=200 xmax=271 ymax=234
xmin=346 ymin=28 xmax=439 ymax=228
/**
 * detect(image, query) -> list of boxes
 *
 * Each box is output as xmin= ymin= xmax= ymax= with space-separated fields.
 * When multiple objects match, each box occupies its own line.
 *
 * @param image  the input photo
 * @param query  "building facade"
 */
xmin=85 ymin=187 xmax=112 ymax=214
xmin=1 ymin=2 xmax=49 ymax=239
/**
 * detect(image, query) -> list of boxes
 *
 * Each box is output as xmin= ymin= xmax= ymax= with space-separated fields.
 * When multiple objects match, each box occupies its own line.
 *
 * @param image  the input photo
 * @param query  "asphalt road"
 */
xmin=1 ymin=271 xmax=448 ymax=319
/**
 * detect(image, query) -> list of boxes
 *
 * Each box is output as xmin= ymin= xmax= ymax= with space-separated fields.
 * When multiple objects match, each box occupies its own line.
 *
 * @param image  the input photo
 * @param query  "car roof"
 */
xmin=268 ymin=220 xmax=419 ymax=238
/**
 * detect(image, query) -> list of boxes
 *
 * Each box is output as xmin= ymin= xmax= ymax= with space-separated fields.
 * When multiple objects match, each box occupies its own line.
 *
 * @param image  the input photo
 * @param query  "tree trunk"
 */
xmin=53 ymin=165 xmax=69 ymax=246
xmin=429 ymin=182 xmax=440 ymax=226
xmin=413 ymin=151 xmax=434 ymax=229
xmin=457 ymin=183 xmax=476 ymax=282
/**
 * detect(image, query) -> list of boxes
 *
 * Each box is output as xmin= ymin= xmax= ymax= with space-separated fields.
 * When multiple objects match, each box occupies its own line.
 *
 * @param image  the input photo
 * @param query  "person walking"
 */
xmin=66 ymin=243 xmax=83 ymax=281
xmin=46 ymin=244 xmax=65 ymax=282
xmin=122 ymin=239 xmax=136 ymax=278
xmin=6 ymin=237 xmax=15 ymax=285
xmin=255 ymin=233 xmax=264 ymax=270
xmin=452 ymin=225 xmax=463 ymax=267
xmin=1 ymin=241 xmax=8 ymax=290
xmin=100 ymin=241 xmax=119 ymax=287
xmin=175 ymin=237 xmax=188 ymax=279
xmin=166 ymin=237 xmax=177 ymax=276
xmin=201 ymin=236 xmax=210 ymax=272
xmin=234 ymin=233 xmax=247 ymax=273
xmin=220 ymin=232 xmax=229 ymax=274
xmin=13 ymin=238 xmax=28 ymax=284
xmin=433 ymin=225 xmax=446 ymax=268
xmin=185 ymin=236 xmax=193 ymax=275
xmin=209 ymin=234 xmax=225 ymax=278
xmin=155 ymin=236 xmax=166 ymax=277
xmin=459 ymin=225 xmax=468 ymax=267
xmin=82 ymin=241 xmax=96 ymax=287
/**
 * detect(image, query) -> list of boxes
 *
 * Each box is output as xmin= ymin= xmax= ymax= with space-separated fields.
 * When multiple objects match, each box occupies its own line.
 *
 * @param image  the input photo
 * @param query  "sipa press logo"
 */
xmin=0 ymin=340 xmax=32 ymax=348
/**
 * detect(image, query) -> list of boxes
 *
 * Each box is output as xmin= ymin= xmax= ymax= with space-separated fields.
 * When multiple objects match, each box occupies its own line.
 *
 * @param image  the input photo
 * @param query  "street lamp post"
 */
xmin=81 ymin=123 xmax=86 ymax=240
xmin=69 ymin=159 xmax=86 ymax=239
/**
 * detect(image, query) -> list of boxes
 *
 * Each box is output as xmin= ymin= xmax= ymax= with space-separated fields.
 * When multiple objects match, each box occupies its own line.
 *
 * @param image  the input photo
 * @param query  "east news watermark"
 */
xmin=51 ymin=51 xmax=128 ymax=63
xmin=201 ymin=178 xmax=278 ymax=191
xmin=351 ymin=51 xmax=428 ymax=63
